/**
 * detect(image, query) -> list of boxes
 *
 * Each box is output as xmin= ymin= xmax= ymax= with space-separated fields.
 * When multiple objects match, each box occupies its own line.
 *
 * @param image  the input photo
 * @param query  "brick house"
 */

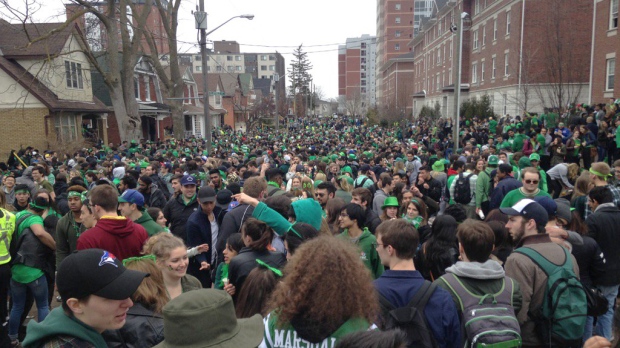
xmin=0 ymin=19 xmax=108 ymax=157
xmin=591 ymin=0 xmax=619 ymax=105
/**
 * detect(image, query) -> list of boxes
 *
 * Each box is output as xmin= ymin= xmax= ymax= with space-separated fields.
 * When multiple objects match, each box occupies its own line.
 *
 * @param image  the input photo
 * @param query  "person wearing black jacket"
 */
xmin=216 ymin=176 xmax=266 ymax=264
xmin=163 ymin=175 xmax=199 ymax=243
xmin=146 ymin=163 xmax=171 ymax=201
xmin=138 ymin=176 xmax=166 ymax=209
xmin=351 ymin=187 xmax=381 ymax=234
xmin=585 ymin=186 xmax=620 ymax=340
xmin=185 ymin=187 xmax=227 ymax=288
xmin=412 ymin=166 xmax=442 ymax=215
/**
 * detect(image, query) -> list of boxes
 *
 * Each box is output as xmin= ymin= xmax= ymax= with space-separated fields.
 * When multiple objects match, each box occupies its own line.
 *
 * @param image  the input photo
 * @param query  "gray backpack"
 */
xmin=440 ymin=273 xmax=522 ymax=348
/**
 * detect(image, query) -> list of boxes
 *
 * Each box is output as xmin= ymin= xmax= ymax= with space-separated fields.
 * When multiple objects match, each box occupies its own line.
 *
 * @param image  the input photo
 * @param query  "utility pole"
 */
xmin=452 ymin=12 xmax=468 ymax=152
xmin=196 ymin=0 xmax=211 ymax=155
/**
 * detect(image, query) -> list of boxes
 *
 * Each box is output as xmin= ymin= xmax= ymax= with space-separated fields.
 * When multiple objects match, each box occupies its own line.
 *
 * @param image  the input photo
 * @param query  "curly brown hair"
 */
xmin=267 ymin=236 xmax=378 ymax=331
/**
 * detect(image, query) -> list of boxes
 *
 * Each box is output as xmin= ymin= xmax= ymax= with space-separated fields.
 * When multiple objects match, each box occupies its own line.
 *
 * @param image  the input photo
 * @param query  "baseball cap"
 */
xmin=118 ymin=189 xmax=145 ymax=208
xmin=197 ymin=187 xmax=216 ymax=204
xmin=554 ymin=198 xmax=572 ymax=223
xmin=216 ymin=189 xmax=233 ymax=209
xmin=57 ymin=249 xmax=148 ymax=300
xmin=500 ymin=198 xmax=549 ymax=227
xmin=534 ymin=196 xmax=557 ymax=218
xmin=529 ymin=153 xmax=541 ymax=162
xmin=360 ymin=164 xmax=371 ymax=172
xmin=181 ymin=175 xmax=197 ymax=186
xmin=488 ymin=155 xmax=499 ymax=166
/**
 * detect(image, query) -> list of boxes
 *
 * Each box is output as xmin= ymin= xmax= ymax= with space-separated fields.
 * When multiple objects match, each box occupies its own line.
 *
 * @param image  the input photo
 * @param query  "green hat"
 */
xmin=529 ymin=153 xmax=541 ymax=162
xmin=348 ymin=153 xmax=357 ymax=160
xmin=488 ymin=155 xmax=499 ymax=166
xmin=381 ymin=196 xmax=400 ymax=209
xmin=313 ymin=180 xmax=323 ymax=188
xmin=432 ymin=160 xmax=444 ymax=172
xmin=338 ymin=175 xmax=354 ymax=186
xmin=341 ymin=166 xmax=352 ymax=175
xmin=518 ymin=157 xmax=531 ymax=170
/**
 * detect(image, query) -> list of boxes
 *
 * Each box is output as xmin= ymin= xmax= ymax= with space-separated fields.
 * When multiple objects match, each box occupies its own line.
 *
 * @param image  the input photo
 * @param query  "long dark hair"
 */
xmin=241 ymin=218 xmax=274 ymax=251
xmin=235 ymin=266 xmax=279 ymax=319
xmin=423 ymin=215 xmax=458 ymax=276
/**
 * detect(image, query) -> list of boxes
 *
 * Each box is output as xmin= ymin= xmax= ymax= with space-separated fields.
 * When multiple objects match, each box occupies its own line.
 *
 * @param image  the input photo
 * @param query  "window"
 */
xmin=436 ymin=74 xmax=440 ymax=91
xmin=475 ymin=0 xmax=480 ymax=14
xmin=361 ymin=80 xmax=367 ymax=86
xmin=395 ymin=3 xmax=401 ymax=10
xmin=269 ymin=65 xmax=275 ymax=71
xmin=195 ymin=55 xmax=201 ymax=61
xmin=504 ymin=53 xmax=509 ymax=76
xmin=55 ymin=114 xmax=78 ymax=142
xmin=607 ymin=58 xmax=616 ymax=90
xmin=261 ymin=55 xmax=268 ymax=60
xmin=395 ymin=30 xmax=401 ymax=37
xmin=64 ymin=61 xmax=83 ymax=89
xmin=361 ymin=42 xmax=366 ymax=49
xmin=492 ymin=57 xmax=496 ymax=79
xmin=481 ymin=61 xmax=485 ymax=81
xmin=235 ymin=56 xmax=242 ymax=61
xmin=361 ymin=87 xmax=367 ymax=94
xmin=269 ymin=55 xmax=276 ymax=60
xmin=395 ymin=44 xmax=400 ymax=51
xmin=361 ymin=72 xmax=366 ymax=79
xmin=261 ymin=65 xmax=267 ymax=71
xmin=395 ymin=17 xmax=401 ymax=24
xmin=493 ymin=19 xmax=497 ymax=40
xmin=472 ymin=63 xmax=478 ymax=83
xmin=196 ymin=66 xmax=202 ymax=72
xmin=612 ymin=0 xmax=619 ymax=29
xmin=449 ymin=68 xmax=453 ymax=84
xmin=133 ymin=77 xmax=139 ymax=99
xmin=227 ymin=56 xmax=233 ymax=61
xmin=235 ymin=66 xmax=242 ymax=71
xmin=437 ymin=48 xmax=441 ymax=63
xmin=473 ymin=30 xmax=479 ymax=49
xmin=503 ymin=94 xmax=508 ymax=115
xmin=227 ymin=66 xmax=233 ymax=72
xmin=506 ymin=11 xmax=511 ymax=35
xmin=144 ymin=76 xmax=150 ymax=100
xmin=361 ymin=50 xmax=366 ymax=56
xmin=216 ymin=66 xmax=222 ymax=72
xmin=482 ymin=26 xmax=486 ymax=46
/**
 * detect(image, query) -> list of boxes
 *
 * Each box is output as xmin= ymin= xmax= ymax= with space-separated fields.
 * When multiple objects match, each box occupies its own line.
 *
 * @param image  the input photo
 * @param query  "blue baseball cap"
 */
xmin=181 ymin=175 xmax=197 ymax=186
xmin=118 ymin=189 xmax=145 ymax=208
xmin=500 ymin=198 xmax=549 ymax=227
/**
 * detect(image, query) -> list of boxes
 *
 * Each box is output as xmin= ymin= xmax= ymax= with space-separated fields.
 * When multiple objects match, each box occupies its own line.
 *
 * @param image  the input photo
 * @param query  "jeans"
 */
xmin=593 ymin=284 xmax=619 ymax=340
xmin=8 ymin=276 xmax=49 ymax=340
xmin=583 ymin=316 xmax=594 ymax=343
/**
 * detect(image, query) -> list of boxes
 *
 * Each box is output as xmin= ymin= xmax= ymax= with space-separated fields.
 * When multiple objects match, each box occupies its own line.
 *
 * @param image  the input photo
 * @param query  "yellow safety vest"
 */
xmin=0 ymin=208 xmax=16 ymax=265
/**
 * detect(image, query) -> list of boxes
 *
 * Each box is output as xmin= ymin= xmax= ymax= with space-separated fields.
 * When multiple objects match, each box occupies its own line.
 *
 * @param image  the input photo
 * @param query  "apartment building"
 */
xmin=591 ymin=0 xmax=619 ymax=105
xmin=338 ymin=35 xmax=377 ymax=114
xmin=412 ymin=0 xmax=592 ymax=118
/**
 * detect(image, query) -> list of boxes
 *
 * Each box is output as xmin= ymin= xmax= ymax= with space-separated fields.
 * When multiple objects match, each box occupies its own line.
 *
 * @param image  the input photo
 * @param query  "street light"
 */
xmin=195 ymin=8 xmax=254 ymax=155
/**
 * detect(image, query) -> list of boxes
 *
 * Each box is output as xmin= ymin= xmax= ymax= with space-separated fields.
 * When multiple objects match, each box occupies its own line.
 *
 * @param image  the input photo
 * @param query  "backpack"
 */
xmin=378 ymin=281 xmax=438 ymax=348
xmin=453 ymin=173 xmax=474 ymax=204
xmin=355 ymin=177 xmax=377 ymax=206
xmin=440 ymin=274 xmax=522 ymax=348
xmin=515 ymin=247 xmax=587 ymax=347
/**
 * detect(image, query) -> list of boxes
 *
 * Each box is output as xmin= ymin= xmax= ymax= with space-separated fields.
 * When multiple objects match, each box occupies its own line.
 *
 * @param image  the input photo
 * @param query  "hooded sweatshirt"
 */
xmin=23 ymin=307 xmax=108 ymax=348
xmin=77 ymin=216 xmax=148 ymax=261
xmin=435 ymin=260 xmax=522 ymax=315
xmin=252 ymin=199 xmax=323 ymax=236
xmin=338 ymin=228 xmax=383 ymax=279
xmin=260 ymin=312 xmax=370 ymax=348
xmin=135 ymin=211 xmax=165 ymax=236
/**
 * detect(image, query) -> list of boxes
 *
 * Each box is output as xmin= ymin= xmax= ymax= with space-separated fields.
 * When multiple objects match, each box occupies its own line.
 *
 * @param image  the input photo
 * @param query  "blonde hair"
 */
xmin=124 ymin=259 xmax=169 ymax=313
xmin=301 ymin=176 xmax=315 ymax=198
xmin=314 ymin=173 xmax=327 ymax=182
xmin=143 ymin=233 xmax=186 ymax=261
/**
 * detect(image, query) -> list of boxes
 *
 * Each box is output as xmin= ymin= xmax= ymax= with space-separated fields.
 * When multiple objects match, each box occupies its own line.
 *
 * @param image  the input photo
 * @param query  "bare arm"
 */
xmin=31 ymin=224 xmax=56 ymax=250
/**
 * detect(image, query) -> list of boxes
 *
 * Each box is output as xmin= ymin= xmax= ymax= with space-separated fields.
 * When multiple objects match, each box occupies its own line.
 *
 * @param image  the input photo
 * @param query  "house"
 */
xmin=0 ymin=19 xmax=109 ymax=157
xmin=193 ymin=72 xmax=228 ymax=133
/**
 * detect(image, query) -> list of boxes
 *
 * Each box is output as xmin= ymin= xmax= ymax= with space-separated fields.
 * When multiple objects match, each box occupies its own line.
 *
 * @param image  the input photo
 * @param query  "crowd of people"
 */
xmin=1 ymin=103 xmax=620 ymax=348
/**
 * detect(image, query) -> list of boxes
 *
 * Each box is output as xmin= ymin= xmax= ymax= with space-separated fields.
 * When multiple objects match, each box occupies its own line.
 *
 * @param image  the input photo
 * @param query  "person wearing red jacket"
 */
xmin=77 ymin=185 xmax=147 ymax=261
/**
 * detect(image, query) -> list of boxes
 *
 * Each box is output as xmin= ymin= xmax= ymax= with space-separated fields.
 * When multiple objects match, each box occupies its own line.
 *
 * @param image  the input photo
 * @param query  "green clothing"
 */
xmin=500 ymin=188 xmax=551 ymax=208
xmin=12 ymin=211 xmax=45 ymax=284
xmin=536 ymin=134 xmax=546 ymax=155
xmin=546 ymin=113 xmax=558 ymax=129
xmin=0 ymin=208 xmax=16 ymax=266
xmin=261 ymin=312 xmax=371 ymax=348
xmin=489 ymin=120 xmax=498 ymax=134
xmin=475 ymin=168 xmax=493 ymax=208
xmin=23 ymin=307 xmax=108 ymax=348
xmin=573 ymin=138 xmax=581 ymax=156
xmin=35 ymin=180 xmax=53 ymax=194
xmin=538 ymin=167 xmax=548 ymax=192
xmin=338 ymin=228 xmax=383 ymax=279
xmin=499 ymin=140 xmax=511 ymax=151
xmin=446 ymin=174 xmax=457 ymax=205
xmin=135 ymin=211 xmax=165 ymax=236
xmin=55 ymin=212 xmax=87 ymax=269
xmin=616 ymin=128 xmax=620 ymax=148
xmin=512 ymin=134 xmax=525 ymax=153
xmin=214 ymin=262 xmax=228 ymax=290
xmin=253 ymin=199 xmax=323 ymax=236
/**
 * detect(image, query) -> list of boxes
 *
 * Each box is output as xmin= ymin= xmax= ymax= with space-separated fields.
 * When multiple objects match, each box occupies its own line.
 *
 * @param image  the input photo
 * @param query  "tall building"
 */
xmin=338 ymin=35 xmax=377 ymax=115
xmin=590 ymin=0 xmax=618 ymax=105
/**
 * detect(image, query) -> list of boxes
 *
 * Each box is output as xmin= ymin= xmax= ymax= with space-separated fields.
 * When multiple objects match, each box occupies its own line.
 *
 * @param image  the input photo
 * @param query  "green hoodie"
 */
xmin=135 ymin=211 xmax=165 ymax=236
xmin=23 ymin=307 xmax=108 ymax=348
xmin=338 ymin=228 xmax=383 ymax=279
xmin=252 ymin=199 xmax=323 ymax=236
xmin=261 ymin=312 xmax=371 ymax=348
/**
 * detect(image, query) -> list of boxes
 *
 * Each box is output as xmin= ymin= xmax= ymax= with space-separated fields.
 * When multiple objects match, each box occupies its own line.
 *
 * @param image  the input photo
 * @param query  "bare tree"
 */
xmin=340 ymin=88 xmax=363 ymax=117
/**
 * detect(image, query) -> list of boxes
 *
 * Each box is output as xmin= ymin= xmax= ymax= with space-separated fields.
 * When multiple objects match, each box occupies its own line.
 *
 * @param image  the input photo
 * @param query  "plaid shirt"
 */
xmin=42 ymin=335 xmax=96 ymax=348
xmin=449 ymin=171 xmax=478 ymax=206
xmin=584 ymin=184 xmax=620 ymax=220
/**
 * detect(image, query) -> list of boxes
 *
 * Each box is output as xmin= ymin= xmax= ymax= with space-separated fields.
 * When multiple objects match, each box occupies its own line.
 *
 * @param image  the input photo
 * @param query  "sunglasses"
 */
xmin=525 ymin=180 xmax=539 ymax=184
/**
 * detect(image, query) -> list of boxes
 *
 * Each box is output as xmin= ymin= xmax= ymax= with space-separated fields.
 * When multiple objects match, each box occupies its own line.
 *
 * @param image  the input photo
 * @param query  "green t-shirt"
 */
xmin=11 ymin=211 xmax=45 ymax=284
xmin=574 ymin=139 xmax=581 ymax=156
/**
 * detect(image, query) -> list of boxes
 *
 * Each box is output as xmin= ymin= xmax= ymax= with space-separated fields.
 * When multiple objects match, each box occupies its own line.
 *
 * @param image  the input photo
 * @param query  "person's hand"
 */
xmin=199 ymin=261 xmax=210 ymax=271
xmin=261 ymin=162 xmax=269 ymax=172
xmin=301 ymin=191 xmax=308 ymax=199
xmin=224 ymin=283 xmax=236 ymax=296
xmin=196 ymin=244 xmax=209 ymax=253
xmin=423 ymin=183 xmax=429 ymax=189
xmin=233 ymin=193 xmax=260 ymax=207
xmin=584 ymin=336 xmax=612 ymax=348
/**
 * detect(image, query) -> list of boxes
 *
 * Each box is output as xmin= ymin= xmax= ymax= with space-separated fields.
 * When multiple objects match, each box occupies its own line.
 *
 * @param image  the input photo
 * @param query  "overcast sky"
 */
xmin=1 ymin=0 xmax=377 ymax=99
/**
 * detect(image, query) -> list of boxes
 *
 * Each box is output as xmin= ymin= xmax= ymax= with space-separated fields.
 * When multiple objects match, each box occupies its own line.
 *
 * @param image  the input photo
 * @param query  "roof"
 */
xmin=0 ymin=19 xmax=80 ymax=59
xmin=216 ymin=74 xmax=240 ymax=96
xmin=0 ymin=55 xmax=108 ymax=113
xmin=252 ymin=78 xmax=272 ymax=96
xmin=193 ymin=73 xmax=223 ymax=96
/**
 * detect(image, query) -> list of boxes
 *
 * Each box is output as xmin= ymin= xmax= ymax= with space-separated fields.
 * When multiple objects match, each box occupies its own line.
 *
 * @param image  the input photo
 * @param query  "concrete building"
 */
xmin=590 ymin=0 xmax=619 ymax=106
xmin=411 ymin=0 xmax=592 ymax=119
xmin=338 ymin=35 xmax=377 ymax=115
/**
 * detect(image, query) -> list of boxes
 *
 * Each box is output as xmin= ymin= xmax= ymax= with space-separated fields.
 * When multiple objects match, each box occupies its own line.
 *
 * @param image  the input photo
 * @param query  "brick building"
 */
xmin=338 ymin=35 xmax=377 ymax=115
xmin=412 ymin=0 xmax=592 ymax=118
xmin=591 ymin=0 xmax=618 ymax=105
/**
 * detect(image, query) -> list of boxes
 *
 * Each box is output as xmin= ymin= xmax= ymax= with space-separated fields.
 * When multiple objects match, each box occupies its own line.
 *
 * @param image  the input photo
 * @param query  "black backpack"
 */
xmin=453 ymin=173 xmax=474 ymax=204
xmin=355 ymin=177 xmax=377 ymax=205
xmin=378 ymin=281 xmax=438 ymax=348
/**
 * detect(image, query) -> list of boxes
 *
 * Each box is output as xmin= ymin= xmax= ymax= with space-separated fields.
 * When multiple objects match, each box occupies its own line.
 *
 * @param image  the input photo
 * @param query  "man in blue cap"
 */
xmin=163 ymin=175 xmax=199 ymax=242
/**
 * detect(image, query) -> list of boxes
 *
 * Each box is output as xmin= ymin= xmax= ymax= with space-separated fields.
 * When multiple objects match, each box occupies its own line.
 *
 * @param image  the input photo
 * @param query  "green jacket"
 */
xmin=538 ymin=167 xmax=548 ymax=192
xmin=135 ymin=211 xmax=165 ymax=236
xmin=338 ymin=228 xmax=383 ymax=279
xmin=261 ymin=312 xmax=371 ymax=348
xmin=512 ymin=134 xmax=525 ymax=153
xmin=500 ymin=188 xmax=551 ymax=208
xmin=475 ymin=168 xmax=494 ymax=208
xmin=23 ymin=307 xmax=108 ymax=348
xmin=253 ymin=199 xmax=323 ymax=236
xmin=489 ymin=120 xmax=498 ymax=134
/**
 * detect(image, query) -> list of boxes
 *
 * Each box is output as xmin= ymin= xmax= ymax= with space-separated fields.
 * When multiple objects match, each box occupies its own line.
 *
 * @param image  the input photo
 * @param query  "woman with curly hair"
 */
xmin=261 ymin=236 xmax=378 ymax=347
